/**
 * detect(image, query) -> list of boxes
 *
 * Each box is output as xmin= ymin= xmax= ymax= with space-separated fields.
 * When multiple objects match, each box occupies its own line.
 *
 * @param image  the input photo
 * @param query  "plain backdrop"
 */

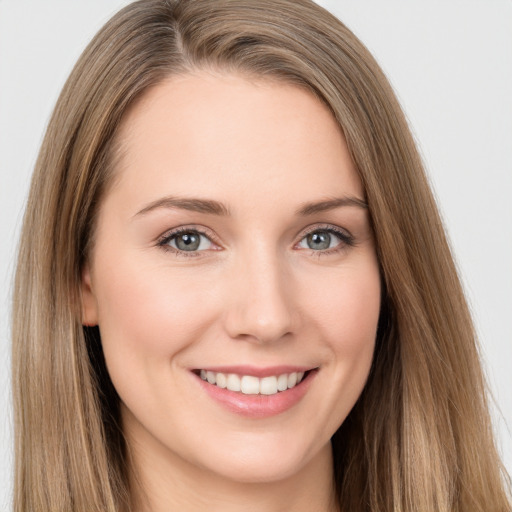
xmin=0 ymin=1 xmax=511 ymax=508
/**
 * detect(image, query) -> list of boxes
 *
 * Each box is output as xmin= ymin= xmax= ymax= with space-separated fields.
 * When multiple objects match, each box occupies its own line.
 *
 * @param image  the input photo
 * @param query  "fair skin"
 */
xmin=81 ymin=72 xmax=381 ymax=512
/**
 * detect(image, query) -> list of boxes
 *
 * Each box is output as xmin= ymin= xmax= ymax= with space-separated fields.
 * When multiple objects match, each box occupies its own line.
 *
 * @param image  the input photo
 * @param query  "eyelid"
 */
xmin=155 ymin=223 xmax=355 ymax=258
xmin=294 ymin=223 xmax=355 ymax=252
xmin=156 ymin=225 xmax=222 ymax=255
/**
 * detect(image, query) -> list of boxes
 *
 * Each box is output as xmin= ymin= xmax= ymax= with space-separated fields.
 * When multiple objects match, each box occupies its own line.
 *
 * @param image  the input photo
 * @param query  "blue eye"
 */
xmin=297 ymin=228 xmax=352 ymax=251
xmin=163 ymin=230 xmax=213 ymax=252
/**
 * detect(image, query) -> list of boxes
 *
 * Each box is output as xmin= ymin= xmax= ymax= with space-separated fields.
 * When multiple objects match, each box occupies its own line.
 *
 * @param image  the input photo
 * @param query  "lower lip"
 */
xmin=193 ymin=370 xmax=317 ymax=418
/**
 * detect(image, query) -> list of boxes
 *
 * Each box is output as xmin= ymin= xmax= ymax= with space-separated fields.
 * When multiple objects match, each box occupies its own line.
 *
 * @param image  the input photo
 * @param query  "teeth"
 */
xmin=241 ymin=376 xmax=259 ymax=395
xmin=216 ymin=372 xmax=227 ymax=389
xmin=226 ymin=373 xmax=241 ymax=392
xmin=277 ymin=374 xmax=288 ymax=392
xmin=287 ymin=372 xmax=297 ymax=388
xmin=260 ymin=376 xmax=278 ymax=395
xmin=199 ymin=370 xmax=307 ymax=395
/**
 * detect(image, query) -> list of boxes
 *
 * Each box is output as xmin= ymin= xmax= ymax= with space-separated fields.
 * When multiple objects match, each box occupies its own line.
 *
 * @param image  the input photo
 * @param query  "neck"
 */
xmin=128 ymin=434 xmax=338 ymax=512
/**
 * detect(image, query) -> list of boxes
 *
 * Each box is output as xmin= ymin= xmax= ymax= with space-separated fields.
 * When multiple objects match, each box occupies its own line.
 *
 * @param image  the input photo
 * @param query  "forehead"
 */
xmin=110 ymin=71 xmax=363 ymax=213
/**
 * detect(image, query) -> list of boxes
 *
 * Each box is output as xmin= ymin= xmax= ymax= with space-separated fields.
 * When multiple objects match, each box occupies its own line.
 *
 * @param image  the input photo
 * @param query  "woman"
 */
xmin=11 ymin=0 xmax=511 ymax=511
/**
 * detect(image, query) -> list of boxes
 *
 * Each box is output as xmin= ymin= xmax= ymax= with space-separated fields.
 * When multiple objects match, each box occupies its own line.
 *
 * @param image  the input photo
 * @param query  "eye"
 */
xmin=161 ymin=229 xmax=214 ymax=252
xmin=297 ymin=228 xmax=352 ymax=252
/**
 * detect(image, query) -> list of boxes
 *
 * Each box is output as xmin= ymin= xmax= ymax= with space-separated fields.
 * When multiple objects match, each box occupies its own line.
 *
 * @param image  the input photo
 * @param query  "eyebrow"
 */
xmin=134 ymin=196 xmax=230 ymax=217
xmin=134 ymin=194 xmax=367 ymax=219
xmin=296 ymin=196 xmax=368 ymax=216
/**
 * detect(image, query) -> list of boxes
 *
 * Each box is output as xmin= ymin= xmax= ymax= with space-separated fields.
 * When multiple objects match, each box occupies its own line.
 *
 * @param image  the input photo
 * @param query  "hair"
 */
xmin=11 ymin=0 xmax=511 ymax=511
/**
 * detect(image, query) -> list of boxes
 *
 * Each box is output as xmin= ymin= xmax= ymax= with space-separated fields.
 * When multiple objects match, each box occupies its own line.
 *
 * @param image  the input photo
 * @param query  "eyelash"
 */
xmin=156 ymin=224 xmax=355 ymax=258
xmin=157 ymin=226 xmax=219 ymax=258
xmin=298 ymin=224 xmax=355 ymax=256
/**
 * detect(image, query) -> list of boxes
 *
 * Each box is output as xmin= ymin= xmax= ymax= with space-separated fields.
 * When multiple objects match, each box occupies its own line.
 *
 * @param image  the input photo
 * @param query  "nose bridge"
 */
xmin=224 ymin=242 xmax=294 ymax=344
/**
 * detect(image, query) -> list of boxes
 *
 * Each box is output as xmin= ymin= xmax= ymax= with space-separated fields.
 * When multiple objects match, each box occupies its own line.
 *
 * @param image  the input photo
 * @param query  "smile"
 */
xmin=199 ymin=370 xmax=306 ymax=395
xmin=192 ymin=366 xmax=317 ymax=418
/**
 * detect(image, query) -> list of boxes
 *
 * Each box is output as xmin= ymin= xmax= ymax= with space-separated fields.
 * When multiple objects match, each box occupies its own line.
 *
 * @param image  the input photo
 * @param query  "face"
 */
xmin=82 ymin=72 xmax=381 ymax=486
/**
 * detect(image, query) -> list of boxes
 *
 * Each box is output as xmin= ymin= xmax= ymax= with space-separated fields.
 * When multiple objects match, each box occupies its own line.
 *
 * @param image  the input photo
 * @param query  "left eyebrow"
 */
xmin=296 ymin=196 xmax=368 ymax=216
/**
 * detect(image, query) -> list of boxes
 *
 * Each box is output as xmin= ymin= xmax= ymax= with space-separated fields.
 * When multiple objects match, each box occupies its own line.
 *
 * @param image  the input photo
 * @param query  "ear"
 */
xmin=80 ymin=263 xmax=99 ymax=326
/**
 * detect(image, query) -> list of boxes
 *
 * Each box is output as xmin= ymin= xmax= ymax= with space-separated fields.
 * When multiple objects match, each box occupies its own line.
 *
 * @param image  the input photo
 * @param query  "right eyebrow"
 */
xmin=133 ymin=196 xmax=231 ymax=218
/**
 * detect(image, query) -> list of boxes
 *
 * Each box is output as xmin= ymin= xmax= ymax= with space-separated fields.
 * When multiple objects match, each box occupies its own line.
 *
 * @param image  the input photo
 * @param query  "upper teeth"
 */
xmin=199 ymin=370 xmax=305 ymax=395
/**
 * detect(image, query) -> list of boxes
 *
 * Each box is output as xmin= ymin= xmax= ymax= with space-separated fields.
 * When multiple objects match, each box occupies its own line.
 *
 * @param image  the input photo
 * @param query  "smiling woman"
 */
xmin=10 ymin=1 xmax=511 ymax=512
xmin=80 ymin=75 xmax=381 ymax=501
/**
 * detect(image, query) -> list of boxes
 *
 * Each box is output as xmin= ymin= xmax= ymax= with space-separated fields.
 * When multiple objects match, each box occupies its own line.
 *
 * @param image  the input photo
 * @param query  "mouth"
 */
xmin=191 ymin=366 xmax=318 ymax=418
xmin=194 ymin=369 xmax=311 ymax=396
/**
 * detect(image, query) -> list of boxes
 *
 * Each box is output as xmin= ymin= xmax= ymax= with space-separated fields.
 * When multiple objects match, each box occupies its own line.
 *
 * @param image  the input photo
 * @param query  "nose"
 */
xmin=223 ymin=248 xmax=296 ymax=345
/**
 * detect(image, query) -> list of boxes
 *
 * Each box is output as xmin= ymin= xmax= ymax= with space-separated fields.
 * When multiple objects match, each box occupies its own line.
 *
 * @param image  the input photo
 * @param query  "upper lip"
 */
xmin=192 ymin=365 xmax=316 ymax=378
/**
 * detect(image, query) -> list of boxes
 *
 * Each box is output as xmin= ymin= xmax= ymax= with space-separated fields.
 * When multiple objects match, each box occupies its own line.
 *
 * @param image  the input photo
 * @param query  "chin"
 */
xmin=190 ymin=430 xmax=329 ymax=484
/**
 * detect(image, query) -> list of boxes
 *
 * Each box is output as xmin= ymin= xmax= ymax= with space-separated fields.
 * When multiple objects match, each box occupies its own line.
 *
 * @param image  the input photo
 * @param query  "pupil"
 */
xmin=176 ymin=232 xmax=200 ymax=251
xmin=307 ymin=231 xmax=330 ymax=250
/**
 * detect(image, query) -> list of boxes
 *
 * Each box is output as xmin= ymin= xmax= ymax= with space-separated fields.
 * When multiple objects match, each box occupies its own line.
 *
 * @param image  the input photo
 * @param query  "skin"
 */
xmin=81 ymin=72 xmax=381 ymax=512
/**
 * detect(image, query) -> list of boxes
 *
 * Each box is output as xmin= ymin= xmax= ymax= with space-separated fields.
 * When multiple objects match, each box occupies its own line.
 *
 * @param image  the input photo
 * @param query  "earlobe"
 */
xmin=81 ymin=264 xmax=99 ymax=326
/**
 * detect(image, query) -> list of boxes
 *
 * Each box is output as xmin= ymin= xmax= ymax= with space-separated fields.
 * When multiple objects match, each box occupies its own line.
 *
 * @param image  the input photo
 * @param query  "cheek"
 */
xmin=335 ymin=267 xmax=380 ymax=379
xmin=301 ymin=258 xmax=381 ymax=416
xmin=92 ymin=252 xmax=219 ymax=378
xmin=92 ymin=256 xmax=227 ymax=428
xmin=304 ymin=259 xmax=381 ymax=347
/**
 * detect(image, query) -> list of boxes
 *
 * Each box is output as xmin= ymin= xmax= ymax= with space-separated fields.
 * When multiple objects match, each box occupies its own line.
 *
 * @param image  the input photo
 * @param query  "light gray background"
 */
xmin=1 ymin=1 xmax=511 ymax=509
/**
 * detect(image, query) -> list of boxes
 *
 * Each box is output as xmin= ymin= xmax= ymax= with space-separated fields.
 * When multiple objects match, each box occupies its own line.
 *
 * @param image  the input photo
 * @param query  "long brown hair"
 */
xmin=12 ymin=1 xmax=511 ymax=510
